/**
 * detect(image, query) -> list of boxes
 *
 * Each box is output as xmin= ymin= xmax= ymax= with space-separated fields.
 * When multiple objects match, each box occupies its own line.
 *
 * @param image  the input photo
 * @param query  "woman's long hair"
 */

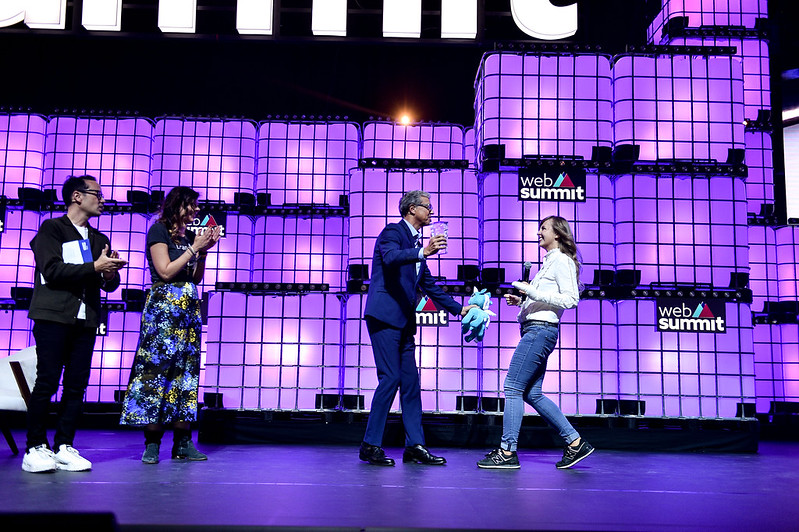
xmin=157 ymin=186 xmax=200 ymax=242
xmin=541 ymin=215 xmax=583 ymax=289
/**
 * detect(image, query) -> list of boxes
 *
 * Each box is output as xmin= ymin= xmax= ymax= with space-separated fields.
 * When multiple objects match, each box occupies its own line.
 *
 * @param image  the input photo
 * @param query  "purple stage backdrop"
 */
xmin=0 ymin=0 xmax=796 ymax=419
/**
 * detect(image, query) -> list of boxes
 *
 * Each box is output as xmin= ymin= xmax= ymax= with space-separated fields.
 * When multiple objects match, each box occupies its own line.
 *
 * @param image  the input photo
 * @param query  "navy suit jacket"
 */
xmin=364 ymin=220 xmax=462 ymax=330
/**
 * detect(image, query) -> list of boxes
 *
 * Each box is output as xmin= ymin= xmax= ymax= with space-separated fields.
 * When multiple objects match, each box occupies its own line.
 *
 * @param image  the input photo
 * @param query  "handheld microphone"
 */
xmin=520 ymin=261 xmax=532 ymax=300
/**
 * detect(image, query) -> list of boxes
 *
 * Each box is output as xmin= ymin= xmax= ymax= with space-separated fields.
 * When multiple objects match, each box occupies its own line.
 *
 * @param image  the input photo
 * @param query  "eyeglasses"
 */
xmin=81 ymin=189 xmax=104 ymax=200
xmin=414 ymin=203 xmax=433 ymax=213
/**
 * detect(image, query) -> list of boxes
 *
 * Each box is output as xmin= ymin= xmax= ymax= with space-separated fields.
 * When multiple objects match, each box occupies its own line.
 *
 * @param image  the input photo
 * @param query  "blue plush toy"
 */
xmin=461 ymin=288 xmax=497 ymax=343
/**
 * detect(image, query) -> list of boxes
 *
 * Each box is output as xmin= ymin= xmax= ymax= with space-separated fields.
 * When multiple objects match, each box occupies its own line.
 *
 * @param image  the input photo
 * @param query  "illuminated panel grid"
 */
xmin=743 ymin=131 xmax=774 ymax=212
xmin=43 ymin=116 xmax=153 ymax=202
xmin=362 ymin=122 xmax=464 ymax=160
xmin=479 ymin=299 xmax=617 ymax=416
xmin=0 ymin=310 xmax=34 ymax=359
xmin=348 ymin=168 xmax=479 ymax=283
xmin=252 ymin=216 xmax=346 ymax=291
xmin=204 ymin=292 xmax=343 ymax=410
xmin=343 ymin=295 xmax=376 ymax=411
xmin=193 ymin=214 xmax=254 ymax=292
xmin=612 ymin=55 xmax=745 ymax=162
xmin=481 ymin=172 xmax=615 ymax=289
xmin=775 ymin=226 xmax=799 ymax=301
xmin=0 ymin=114 xmax=46 ymax=197
xmin=753 ymin=325 xmax=799 ymax=413
xmin=647 ymin=0 xmax=768 ymax=44
xmin=0 ymin=210 xmax=39 ymax=298
xmin=615 ymin=175 xmax=748 ymax=286
xmin=747 ymin=226 xmax=778 ymax=312
xmin=85 ymin=311 xmax=142 ymax=403
xmin=474 ymin=53 xmax=613 ymax=165
xmin=94 ymin=213 xmax=149 ymax=297
xmin=463 ymin=127 xmax=476 ymax=168
xmin=256 ymin=121 xmax=359 ymax=205
xmin=663 ymin=37 xmax=769 ymax=120
xmin=617 ymin=300 xmax=755 ymax=418
xmin=152 ymin=118 xmax=257 ymax=203
xmin=415 ymin=298 xmax=474 ymax=413
xmin=341 ymin=295 xmax=476 ymax=415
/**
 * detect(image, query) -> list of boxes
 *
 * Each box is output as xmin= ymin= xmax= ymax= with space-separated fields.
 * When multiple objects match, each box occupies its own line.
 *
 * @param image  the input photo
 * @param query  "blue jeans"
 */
xmin=500 ymin=321 xmax=579 ymax=451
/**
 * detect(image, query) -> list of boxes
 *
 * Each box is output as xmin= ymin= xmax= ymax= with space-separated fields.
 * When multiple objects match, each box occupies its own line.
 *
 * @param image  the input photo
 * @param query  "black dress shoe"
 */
xmin=402 ymin=444 xmax=446 ymax=465
xmin=359 ymin=442 xmax=395 ymax=466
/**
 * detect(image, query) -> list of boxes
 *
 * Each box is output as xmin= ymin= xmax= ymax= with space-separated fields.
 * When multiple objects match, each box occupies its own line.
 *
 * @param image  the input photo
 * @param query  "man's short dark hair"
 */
xmin=62 ymin=175 xmax=98 ymax=206
xmin=399 ymin=190 xmax=430 ymax=217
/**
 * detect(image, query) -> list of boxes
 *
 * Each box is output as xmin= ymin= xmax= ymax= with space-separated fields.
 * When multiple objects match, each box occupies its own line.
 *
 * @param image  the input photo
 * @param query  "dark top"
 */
xmin=364 ymin=220 xmax=462 ymax=331
xmin=146 ymin=222 xmax=196 ymax=284
xmin=28 ymin=215 xmax=121 ymax=327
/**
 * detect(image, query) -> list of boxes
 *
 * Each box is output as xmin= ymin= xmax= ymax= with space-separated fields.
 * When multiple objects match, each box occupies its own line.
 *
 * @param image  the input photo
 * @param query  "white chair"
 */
xmin=0 ymin=346 xmax=37 ymax=455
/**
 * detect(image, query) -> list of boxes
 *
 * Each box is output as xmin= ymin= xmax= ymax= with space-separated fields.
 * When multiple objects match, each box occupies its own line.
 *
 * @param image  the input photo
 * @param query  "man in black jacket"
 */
xmin=22 ymin=175 xmax=126 ymax=473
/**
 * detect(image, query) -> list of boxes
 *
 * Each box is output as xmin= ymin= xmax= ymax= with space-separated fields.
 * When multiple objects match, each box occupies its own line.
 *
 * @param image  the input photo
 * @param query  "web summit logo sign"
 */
xmin=186 ymin=211 xmax=226 ymax=238
xmin=416 ymin=296 xmax=449 ymax=327
xmin=518 ymin=168 xmax=587 ymax=202
xmin=656 ymin=298 xmax=726 ymax=333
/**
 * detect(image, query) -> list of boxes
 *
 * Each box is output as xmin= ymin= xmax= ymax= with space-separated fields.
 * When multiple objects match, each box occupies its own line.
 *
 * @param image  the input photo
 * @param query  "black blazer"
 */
xmin=28 ymin=215 xmax=121 ymax=327
xmin=364 ymin=220 xmax=462 ymax=330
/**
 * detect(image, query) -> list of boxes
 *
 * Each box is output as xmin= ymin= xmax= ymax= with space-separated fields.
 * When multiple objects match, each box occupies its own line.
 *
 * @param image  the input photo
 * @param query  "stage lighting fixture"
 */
xmin=122 ymin=289 xmax=147 ymax=312
xmin=457 ymin=265 xmax=481 ymax=283
xmin=611 ymin=144 xmax=640 ymax=173
xmin=729 ymin=272 xmax=749 ymax=289
xmin=736 ymin=403 xmax=756 ymax=418
xmin=596 ymin=399 xmax=619 ymax=415
xmin=618 ymin=400 xmax=646 ymax=416
xmin=203 ymin=392 xmax=224 ymax=409
xmin=481 ymin=267 xmax=505 ymax=285
xmin=615 ymin=269 xmax=641 ymax=288
xmin=456 ymin=396 xmax=479 ymax=411
xmin=399 ymin=115 xmax=411 ymax=125
xmin=592 ymin=269 xmax=615 ymax=287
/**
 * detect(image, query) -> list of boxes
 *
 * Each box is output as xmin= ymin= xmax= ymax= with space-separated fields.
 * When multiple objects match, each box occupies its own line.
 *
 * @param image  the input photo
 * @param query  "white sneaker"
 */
xmin=54 ymin=444 xmax=92 ymax=471
xmin=22 ymin=444 xmax=57 ymax=473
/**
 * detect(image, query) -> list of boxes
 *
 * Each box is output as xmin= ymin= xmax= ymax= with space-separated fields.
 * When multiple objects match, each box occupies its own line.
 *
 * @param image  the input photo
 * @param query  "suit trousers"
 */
xmin=27 ymin=319 xmax=97 ymax=450
xmin=363 ymin=316 xmax=425 ymax=447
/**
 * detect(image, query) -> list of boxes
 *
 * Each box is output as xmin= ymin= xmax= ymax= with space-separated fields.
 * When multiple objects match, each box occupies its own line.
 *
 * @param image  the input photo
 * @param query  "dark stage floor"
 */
xmin=1 ymin=429 xmax=797 ymax=531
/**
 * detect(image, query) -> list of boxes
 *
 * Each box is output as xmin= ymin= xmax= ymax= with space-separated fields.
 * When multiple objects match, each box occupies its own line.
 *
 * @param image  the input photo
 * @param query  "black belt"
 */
xmin=522 ymin=319 xmax=558 ymax=327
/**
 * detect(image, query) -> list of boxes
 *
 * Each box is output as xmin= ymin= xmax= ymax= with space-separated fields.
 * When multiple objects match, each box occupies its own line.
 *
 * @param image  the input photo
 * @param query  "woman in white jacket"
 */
xmin=477 ymin=215 xmax=594 ymax=470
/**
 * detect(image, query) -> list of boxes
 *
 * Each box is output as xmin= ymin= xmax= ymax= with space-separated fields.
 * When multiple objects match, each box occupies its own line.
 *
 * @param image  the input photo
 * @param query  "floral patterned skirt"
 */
xmin=120 ymin=282 xmax=201 ymax=426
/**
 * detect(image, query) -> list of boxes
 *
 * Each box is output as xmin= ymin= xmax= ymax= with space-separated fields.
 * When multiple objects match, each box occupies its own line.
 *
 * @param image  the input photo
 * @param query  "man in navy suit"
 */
xmin=359 ymin=190 xmax=474 ymax=466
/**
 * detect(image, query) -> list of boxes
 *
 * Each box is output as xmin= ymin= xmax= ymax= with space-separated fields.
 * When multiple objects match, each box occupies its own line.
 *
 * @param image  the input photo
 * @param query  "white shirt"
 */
xmin=516 ymin=248 xmax=580 ymax=324
xmin=72 ymin=223 xmax=90 ymax=320
xmin=402 ymin=219 xmax=425 ymax=275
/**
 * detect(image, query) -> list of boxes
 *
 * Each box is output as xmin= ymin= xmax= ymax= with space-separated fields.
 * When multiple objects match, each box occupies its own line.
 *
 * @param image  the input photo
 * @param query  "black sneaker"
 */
xmin=477 ymin=449 xmax=521 ymax=469
xmin=556 ymin=440 xmax=595 ymax=469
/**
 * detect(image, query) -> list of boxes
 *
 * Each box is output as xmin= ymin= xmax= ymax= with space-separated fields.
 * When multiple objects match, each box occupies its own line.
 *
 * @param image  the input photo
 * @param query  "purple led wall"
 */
xmin=0 ymin=0 xmax=795 ymax=421
xmin=647 ymin=0 xmax=768 ymax=45
xmin=775 ymin=227 xmax=799 ymax=300
xmin=614 ymin=175 xmax=749 ymax=286
xmin=257 ymin=121 xmax=359 ymax=205
xmin=481 ymin=172 xmax=615 ymax=287
xmin=0 ymin=114 xmax=45 ymax=197
xmin=616 ymin=300 xmax=755 ymax=418
xmin=348 ymin=168 xmax=479 ymax=283
xmin=0 ymin=210 xmax=38 ymax=299
xmin=474 ymin=53 xmax=613 ymax=168
xmin=613 ymin=55 xmax=745 ymax=163
xmin=43 ymin=117 xmax=152 ymax=203
xmin=747 ymin=226 xmax=778 ymax=311
xmin=194 ymin=214 xmax=254 ymax=291
xmin=252 ymin=216 xmax=346 ymax=290
xmin=362 ymin=122 xmax=465 ymax=160
xmin=205 ymin=292 xmax=343 ymax=410
xmin=152 ymin=118 xmax=257 ymax=203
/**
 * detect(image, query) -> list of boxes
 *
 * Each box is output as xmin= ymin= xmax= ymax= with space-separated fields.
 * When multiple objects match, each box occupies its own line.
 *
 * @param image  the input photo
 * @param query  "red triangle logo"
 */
xmin=698 ymin=304 xmax=715 ymax=318
xmin=203 ymin=215 xmax=218 ymax=227
xmin=421 ymin=297 xmax=438 ymax=312
xmin=559 ymin=173 xmax=575 ymax=188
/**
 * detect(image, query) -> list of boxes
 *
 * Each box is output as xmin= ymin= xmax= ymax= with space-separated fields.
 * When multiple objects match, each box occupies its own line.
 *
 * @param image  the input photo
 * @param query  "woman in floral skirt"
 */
xmin=120 ymin=186 xmax=221 ymax=464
